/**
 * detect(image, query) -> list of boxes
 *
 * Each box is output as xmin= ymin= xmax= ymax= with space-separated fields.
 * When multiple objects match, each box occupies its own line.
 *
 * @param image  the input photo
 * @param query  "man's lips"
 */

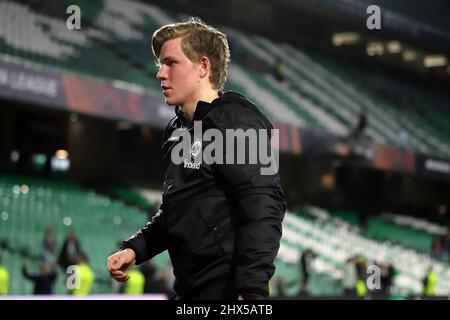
xmin=161 ymin=85 xmax=172 ymax=96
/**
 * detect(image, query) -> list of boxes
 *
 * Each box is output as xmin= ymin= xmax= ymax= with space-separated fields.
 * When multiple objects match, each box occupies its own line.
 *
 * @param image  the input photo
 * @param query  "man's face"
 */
xmin=156 ymin=37 xmax=201 ymax=107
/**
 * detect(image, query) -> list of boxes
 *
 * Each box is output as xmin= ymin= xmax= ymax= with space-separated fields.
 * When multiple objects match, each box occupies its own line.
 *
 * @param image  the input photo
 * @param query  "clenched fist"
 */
xmin=107 ymin=248 xmax=136 ymax=282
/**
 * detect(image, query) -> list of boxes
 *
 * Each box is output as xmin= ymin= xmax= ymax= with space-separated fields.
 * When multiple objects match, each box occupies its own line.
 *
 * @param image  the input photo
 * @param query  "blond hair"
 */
xmin=152 ymin=17 xmax=230 ymax=90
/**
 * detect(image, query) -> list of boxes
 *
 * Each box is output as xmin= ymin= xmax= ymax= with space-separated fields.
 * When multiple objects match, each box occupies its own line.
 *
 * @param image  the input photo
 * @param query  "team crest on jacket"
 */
xmin=191 ymin=139 xmax=202 ymax=158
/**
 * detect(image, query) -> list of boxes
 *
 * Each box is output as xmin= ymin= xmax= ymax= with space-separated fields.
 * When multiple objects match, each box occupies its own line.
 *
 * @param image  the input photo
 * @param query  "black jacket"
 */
xmin=22 ymin=266 xmax=57 ymax=295
xmin=122 ymin=91 xmax=286 ymax=299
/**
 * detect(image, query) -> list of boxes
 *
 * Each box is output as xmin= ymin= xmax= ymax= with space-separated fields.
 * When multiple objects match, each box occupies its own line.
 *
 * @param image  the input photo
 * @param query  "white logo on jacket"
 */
xmin=184 ymin=159 xmax=200 ymax=170
xmin=191 ymin=139 xmax=202 ymax=158
xmin=171 ymin=121 xmax=279 ymax=175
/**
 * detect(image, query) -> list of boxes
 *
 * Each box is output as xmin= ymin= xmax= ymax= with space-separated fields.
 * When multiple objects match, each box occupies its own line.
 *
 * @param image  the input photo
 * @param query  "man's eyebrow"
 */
xmin=160 ymin=56 xmax=177 ymax=63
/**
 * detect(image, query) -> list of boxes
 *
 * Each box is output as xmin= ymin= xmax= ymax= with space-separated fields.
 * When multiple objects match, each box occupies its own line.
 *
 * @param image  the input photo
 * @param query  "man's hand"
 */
xmin=107 ymin=248 xmax=136 ymax=282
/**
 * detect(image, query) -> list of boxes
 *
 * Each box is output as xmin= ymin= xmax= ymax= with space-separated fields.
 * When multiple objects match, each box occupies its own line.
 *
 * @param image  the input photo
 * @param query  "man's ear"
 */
xmin=199 ymin=56 xmax=211 ymax=79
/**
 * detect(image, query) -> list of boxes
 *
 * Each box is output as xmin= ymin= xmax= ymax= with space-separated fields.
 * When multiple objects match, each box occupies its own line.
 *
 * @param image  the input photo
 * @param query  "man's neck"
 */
xmin=180 ymin=89 xmax=219 ymax=123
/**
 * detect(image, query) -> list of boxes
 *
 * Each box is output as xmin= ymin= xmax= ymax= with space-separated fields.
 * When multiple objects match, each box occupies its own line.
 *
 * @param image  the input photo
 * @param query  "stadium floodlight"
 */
xmin=332 ymin=32 xmax=360 ymax=46
xmin=63 ymin=216 xmax=72 ymax=226
xmin=386 ymin=41 xmax=402 ymax=54
xmin=366 ymin=42 xmax=384 ymax=56
xmin=55 ymin=149 xmax=69 ymax=159
xmin=51 ymin=152 xmax=70 ymax=172
xmin=423 ymin=55 xmax=447 ymax=68
xmin=20 ymin=185 xmax=29 ymax=194
xmin=402 ymin=49 xmax=417 ymax=62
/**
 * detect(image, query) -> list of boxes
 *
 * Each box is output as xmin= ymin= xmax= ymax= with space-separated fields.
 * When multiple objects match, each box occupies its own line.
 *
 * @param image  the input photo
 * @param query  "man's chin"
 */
xmin=164 ymin=98 xmax=177 ymax=106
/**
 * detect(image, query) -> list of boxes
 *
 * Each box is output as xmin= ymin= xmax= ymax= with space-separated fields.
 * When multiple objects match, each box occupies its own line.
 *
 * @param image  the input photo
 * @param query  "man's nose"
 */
xmin=156 ymin=66 xmax=167 ymax=80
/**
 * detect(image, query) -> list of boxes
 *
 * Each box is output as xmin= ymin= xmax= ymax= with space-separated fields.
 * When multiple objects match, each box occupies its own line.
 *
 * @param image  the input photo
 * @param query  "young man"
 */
xmin=107 ymin=17 xmax=286 ymax=300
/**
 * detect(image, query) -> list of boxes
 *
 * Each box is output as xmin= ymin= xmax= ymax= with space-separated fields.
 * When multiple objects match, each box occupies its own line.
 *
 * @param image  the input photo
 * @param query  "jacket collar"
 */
xmin=174 ymin=92 xmax=223 ymax=125
xmin=193 ymin=91 xmax=223 ymax=121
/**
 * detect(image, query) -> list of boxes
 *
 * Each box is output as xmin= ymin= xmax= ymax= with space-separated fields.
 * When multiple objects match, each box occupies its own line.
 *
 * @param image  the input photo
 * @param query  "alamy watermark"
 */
xmin=366 ymin=5 xmax=381 ymax=30
xmin=169 ymin=121 xmax=279 ymax=176
xmin=66 ymin=5 xmax=81 ymax=30
xmin=366 ymin=264 xmax=381 ymax=290
xmin=66 ymin=265 xmax=80 ymax=290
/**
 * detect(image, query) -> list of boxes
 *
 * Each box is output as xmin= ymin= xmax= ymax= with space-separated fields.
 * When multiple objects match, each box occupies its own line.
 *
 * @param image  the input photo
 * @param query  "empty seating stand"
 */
xmin=1 ymin=0 xmax=448 ymax=159
xmin=0 ymin=174 xmax=151 ymax=294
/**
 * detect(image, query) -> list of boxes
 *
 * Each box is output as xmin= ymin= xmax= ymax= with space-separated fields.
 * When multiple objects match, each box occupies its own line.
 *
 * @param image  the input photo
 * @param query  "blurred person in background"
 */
xmin=107 ymin=17 xmax=286 ymax=300
xmin=434 ymin=231 xmax=450 ymax=263
xmin=432 ymin=236 xmax=444 ymax=261
xmin=299 ymin=249 xmax=316 ymax=295
xmin=348 ymin=111 xmax=368 ymax=142
xmin=58 ymin=230 xmax=81 ymax=271
xmin=42 ymin=226 xmax=57 ymax=265
xmin=273 ymin=277 xmax=287 ymax=299
xmin=140 ymin=260 xmax=172 ymax=296
xmin=355 ymin=256 xmax=369 ymax=299
xmin=22 ymin=260 xmax=57 ymax=295
xmin=121 ymin=267 xmax=145 ymax=295
xmin=159 ymin=263 xmax=176 ymax=296
xmin=69 ymin=252 xmax=94 ymax=296
xmin=422 ymin=266 xmax=437 ymax=298
xmin=0 ymin=255 xmax=9 ymax=295
xmin=139 ymin=259 xmax=156 ymax=293
xmin=272 ymin=57 xmax=286 ymax=83
xmin=342 ymin=256 xmax=358 ymax=297
xmin=380 ymin=263 xmax=396 ymax=298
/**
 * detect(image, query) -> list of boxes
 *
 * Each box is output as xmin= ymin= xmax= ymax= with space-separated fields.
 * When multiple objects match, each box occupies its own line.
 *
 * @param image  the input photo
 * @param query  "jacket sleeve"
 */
xmin=22 ymin=266 xmax=37 ymax=281
xmin=213 ymin=109 xmax=286 ymax=299
xmin=120 ymin=207 xmax=168 ymax=265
